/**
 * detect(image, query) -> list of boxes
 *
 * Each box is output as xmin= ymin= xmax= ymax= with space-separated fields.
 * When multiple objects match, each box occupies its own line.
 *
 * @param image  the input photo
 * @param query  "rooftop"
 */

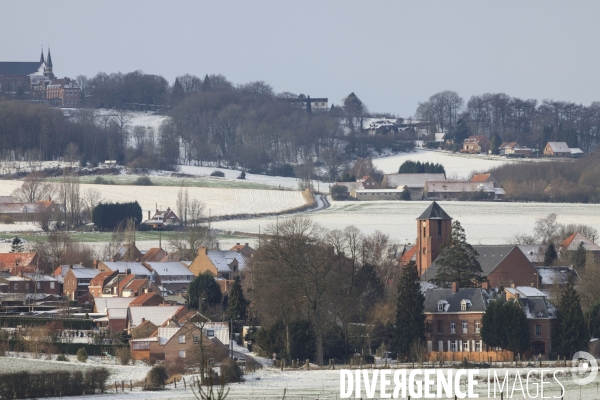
xmin=417 ymin=201 xmax=452 ymax=220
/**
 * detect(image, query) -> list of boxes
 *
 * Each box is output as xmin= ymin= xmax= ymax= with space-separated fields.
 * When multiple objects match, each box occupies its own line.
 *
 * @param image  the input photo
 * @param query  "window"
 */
xmin=450 ymin=340 xmax=457 ymax=352
xmin=437 ymin=321 xmax=443 ymax=333
xmin=206 ymin=330 xmax=214 ymax=337
xmin=461 ymin=301 xmax=466 ymax=311
xmin=450 ymin=321 xmax=456 ymax=334
xmin=437 ymin=220 xmax=442 ymax=237
xmin=13 ymin=283 xmax=18 ymax=290
xmin=475 ymin=321 xmax=480 ymax=333
xmin=50 ymin=282 xmax=55 ymax=289
xmin=463 ymin=340 xmax=470 ymax=352
xmin=178 ymin=335 xmax=185 ymax=344
xmin=423 ymin=227 xmax=426 ymax=237
xmin=438 ymin=341 xmax=444 ymax=351
xmin=193 ymin=335 xmax=201 ymax=343
xmin=425 ymin=321 xmax=432 ymax=333
xmin=178 ymin=350 xmax=186 ymax=358
xmin=37 ymin=282 xmax=41 ymax=289
xmin=462 ymin=321 xmax=468 ymax=334
xmin=535 ymin=325 xmax=541 ymax=336
xmin=475 ymin=340 xmax=482 ymax=352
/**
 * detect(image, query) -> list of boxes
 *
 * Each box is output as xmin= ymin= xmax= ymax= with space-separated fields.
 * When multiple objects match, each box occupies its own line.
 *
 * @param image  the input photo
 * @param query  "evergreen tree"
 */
xmin=10 ymin=236 xmax=24 ymax=253
xmin=544 ymin=243 xmax=558 ymax=266
xmin=171 ymin=78 xmax=185 ymax=105
xmin=393 ymin=262 xmax=425 ymax=360
xmin=400 ymin=186 xmax=411 ymax=200
xmin=556 ymin=280 xmax=589 ymax=357
xmin=450 ymin=118 xmax=471 ymax=144
xmin=432 ymin=220 xmax=483 ymax=288
xmin=481 ymin=300 xmax=507 ymax=349
xmin=202 ymin=74 xmax=211 ymax=92
xmin=187 ymin=273 xmax=222 ymax=311
xmin=504 ymin=300 xmax=530 ymax=356
xmin=573 ymin=241 xmax=587 ymax=269
xmin=226 ymin=276 xmax=249 ymax=321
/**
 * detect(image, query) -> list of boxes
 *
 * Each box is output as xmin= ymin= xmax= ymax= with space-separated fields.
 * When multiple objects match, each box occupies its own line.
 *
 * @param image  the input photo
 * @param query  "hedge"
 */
xmin=0 ymin=368 xmax=109 ymax=398
xmin=0 ymin=316 xmax=95 ymax=330
xmin=4 ymin=340 xmax=126 ymax=356
xmin=92 ymin=201 xmax=142 ymax=230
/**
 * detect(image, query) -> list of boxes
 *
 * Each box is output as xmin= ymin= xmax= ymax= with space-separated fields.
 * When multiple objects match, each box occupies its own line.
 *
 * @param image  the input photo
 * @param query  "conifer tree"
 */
xmin=226 ymin=276 xmax=249 ymax=321
xmin=573 ymin=241 xmax=587 ymax=269
xmin=504 ymin=300 xmax=530 ymax=356
xmin=556 ymin=280 xmax=589 ymax=357
xmin=10 ymin=236 xmax=24 ymax=253
xmin=202 ymin=74 xmax=211 ymax=92
xmin=171 ymin=78 xmax=185 ymax=105
xmin=400 ymin=186 xmax=411 ymax=200
xmin=393 ymin=261 xmax=425 ymax=360
xmin=544 ymin=242 xmax=558 ymax=266
xmin=481 ymin=300 xmax=507 ymax=348
xmin=187 ymin=273 xmax=222 ymax=311
xmin=432 ymin=220 xmax=483 ymax=288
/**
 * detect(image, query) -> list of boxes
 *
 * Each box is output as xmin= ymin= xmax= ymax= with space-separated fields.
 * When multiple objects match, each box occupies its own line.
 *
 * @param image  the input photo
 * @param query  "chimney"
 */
xmin=148 ymin=211 xmax=151 ymax=220
xmin=481 ymin=281 xmax=490 ymax=290
xmin=236 ymin=243 xmax=240 ymax=246
xmin=530 ymin=283 xmax=535 ymax=287
xmin=515 ymin=293 xmax=520 ymax=299
xmin=451 ymin=282 xmax=459 ymax=294
xmin=141 ymin=318 xmax=145 ymax=323
xmin=245 ymin=243 xmax=248 ymax=246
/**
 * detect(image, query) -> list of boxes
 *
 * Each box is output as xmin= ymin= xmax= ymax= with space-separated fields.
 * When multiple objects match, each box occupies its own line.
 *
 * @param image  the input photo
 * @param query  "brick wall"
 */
xmin=487 ymin=248 xmax=537 ymax=287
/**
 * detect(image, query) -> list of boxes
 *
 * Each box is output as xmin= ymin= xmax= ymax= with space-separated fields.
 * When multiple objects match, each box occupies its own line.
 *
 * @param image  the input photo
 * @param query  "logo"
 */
xmin=571 ymin=351 xmax=598 ymax=386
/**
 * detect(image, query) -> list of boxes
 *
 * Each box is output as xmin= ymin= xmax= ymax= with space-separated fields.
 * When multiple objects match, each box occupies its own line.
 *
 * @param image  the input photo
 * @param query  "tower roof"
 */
xmin=46 ymin=48 xmax=53 ymax=67
xmin=40 ymin=49 xmax=45 ymax=63
xmin=416 ymin=201 xmax=451 ymax=220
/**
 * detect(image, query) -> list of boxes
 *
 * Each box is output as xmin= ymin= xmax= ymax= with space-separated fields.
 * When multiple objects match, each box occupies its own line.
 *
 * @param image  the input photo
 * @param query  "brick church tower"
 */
xmin=415 ymin=201 xmax=452 ymax=276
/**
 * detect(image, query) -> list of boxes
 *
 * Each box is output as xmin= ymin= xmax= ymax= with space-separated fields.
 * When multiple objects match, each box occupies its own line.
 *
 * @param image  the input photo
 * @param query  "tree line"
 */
xmin=416 ymin=90 xmax=600 ymax=153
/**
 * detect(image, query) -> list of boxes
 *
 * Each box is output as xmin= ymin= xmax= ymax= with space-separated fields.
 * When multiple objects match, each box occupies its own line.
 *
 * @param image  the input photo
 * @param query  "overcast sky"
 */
xmin=3 ymin=1 xmax=599 ymax=116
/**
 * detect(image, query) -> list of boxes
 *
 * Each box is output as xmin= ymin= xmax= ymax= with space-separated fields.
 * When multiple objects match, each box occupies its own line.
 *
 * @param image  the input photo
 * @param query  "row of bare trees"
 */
xmin=416 ymin=90 xmax=600 ymax=152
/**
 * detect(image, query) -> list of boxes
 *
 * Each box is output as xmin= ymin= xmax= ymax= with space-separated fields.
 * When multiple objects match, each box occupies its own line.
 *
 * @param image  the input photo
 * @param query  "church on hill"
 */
xmin=0 ymin=48 xmax=80 ymax=107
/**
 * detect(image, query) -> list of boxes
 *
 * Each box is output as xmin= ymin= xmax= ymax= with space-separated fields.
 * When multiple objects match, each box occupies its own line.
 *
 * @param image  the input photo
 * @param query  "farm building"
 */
xmin=350 ymin=188 xmax=404 ymax=200
xmin=543 ymin=142 xmax=571 ymax=157
xmin=461 ymin=136 xmax=490 ymax=154
xmin=424 ymin=181 xmax=505 ymax=200
xmin=382 ymin=173 xmax=446 ymax=199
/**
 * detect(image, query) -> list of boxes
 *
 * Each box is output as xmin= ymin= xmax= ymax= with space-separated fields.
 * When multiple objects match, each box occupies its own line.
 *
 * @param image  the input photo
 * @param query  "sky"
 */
xmin=2 ymin=1 xmax=600 ymax=116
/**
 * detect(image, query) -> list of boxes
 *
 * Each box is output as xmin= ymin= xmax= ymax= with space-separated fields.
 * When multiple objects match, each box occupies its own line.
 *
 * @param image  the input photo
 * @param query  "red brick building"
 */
xmin=415 ymin=201 xmax=453 ymax=277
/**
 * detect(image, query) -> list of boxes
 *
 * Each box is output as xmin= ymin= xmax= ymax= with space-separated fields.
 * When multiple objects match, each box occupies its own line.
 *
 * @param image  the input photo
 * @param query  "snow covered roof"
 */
xmin=102 ymin=262 xmax=151 ymax=276
xmin=129 ymin=305 xmax=183 ymax=328
xmin=535 ymin=266 xmax=578 ymax=286
xmin=145 ymin=262 xmax=194 ymax=278
xmin=517 ymin=245 xmax=546 ymax=264
xmin=425 ymin=180 xmax=496 ymax=193
xmin=23 ymin=273 xmax=57 ymax=282
xmin=71 ymin=268 xmax=101 ymax=279
xmin=158 ymin=327 xmax=180 ymax=345
xmin=383 ymin=173 xmax=446 ymax=189
xmin=570 ymin=148 xmax=584 ymax=155
xmin=423 ymin=288 xmax=491 ymax=313
xmin=434 ymin=133 xmax=446 ymax=142
xmin=108 ymin=308 xmax=128 ymax=319
xmin=206 ymin=251 xmax=247 ymax=272
xmin=546 ymin=142 xmax=570 ymax=153
xmin=561 ymin=232 xmax=600 ymax=252
xmin=506 ymin=286 xmax=546 ymax=298
xmin=94 ymin=296 xmax=135 ymax=313
xmin=200 ymin=321 xmax=230 ymax=345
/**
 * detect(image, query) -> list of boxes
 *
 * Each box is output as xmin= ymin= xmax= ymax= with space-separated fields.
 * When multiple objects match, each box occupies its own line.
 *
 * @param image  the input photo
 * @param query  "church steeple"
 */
xmin=44 ymin=47 xmax=54 ymax=79
xmin=46 ymin=48 xmax=53 ymax=68
xmin=40 ymin=48 xmax=45 ymax=64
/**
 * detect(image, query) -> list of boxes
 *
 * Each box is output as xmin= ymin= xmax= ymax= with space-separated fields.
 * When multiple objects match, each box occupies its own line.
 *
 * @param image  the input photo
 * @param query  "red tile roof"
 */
xmin=140 ymin=248 xmax=166 ymax=262
xmin=470 ymin=174 xmax=491 ymax=182
xmin=400 ymin=246 xmax=417 ymax=263
xmin=90 ymin=270 xmax=117 ymax=286
xmin=129 ymin=292 xmax=163 ymax=307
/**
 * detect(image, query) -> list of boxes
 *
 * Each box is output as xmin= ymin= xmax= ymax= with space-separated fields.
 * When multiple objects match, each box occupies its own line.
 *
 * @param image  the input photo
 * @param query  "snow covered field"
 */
xmin=373 ymin=149 xmax=545 ymax=179
xmin=0 ymin=180 xmax=307 ymax=220
xmin=26 ymin=364 xmax=600 ymax=399
xmin=213 ymin=200 xmax=600 ymax=245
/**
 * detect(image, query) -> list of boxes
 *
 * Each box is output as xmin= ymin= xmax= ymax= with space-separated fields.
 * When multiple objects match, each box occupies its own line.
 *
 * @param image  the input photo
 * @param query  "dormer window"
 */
xmin=461 ymin=299 xmax=472 ymax=311
xmin=438 ymin=300 xmax=448 ymax=312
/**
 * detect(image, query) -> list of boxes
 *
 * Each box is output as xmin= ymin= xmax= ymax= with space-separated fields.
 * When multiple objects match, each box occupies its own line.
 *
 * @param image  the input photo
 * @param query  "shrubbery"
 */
xmin=115 ymin=347 xmax=131 ymax=365
xmin=331 ymin=185 xmax=349 ymax=201
xmin=210 ymin=170 xmax=225 ymax=177
xmin=76 ymin=347 xmax=88 ymax=362
xmin=56 ymin=354 xmax=68 ymax=361
xmin=219 ymin=358 xmax=243 ymax=383
xmin=134 ymin=176 xmax=153 ymax=186
xmin=92 ymin=201 xmax=142 ymax=230
xmin=0 ymin=368 xmax=109 ymax=398
xmin=145 ymin=365 xmax=168 ymax=389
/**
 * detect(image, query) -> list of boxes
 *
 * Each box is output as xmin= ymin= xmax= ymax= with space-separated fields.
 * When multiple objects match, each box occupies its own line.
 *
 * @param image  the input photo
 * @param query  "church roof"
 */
xmin=0 ymin=62 xmax=43 ymax=76
xmin=417 ymin=201 xmax=451 ymax=220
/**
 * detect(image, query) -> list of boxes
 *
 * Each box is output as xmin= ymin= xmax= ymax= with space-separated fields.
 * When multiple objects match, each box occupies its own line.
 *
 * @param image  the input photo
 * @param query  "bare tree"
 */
xmin=82 ymin=188 xmax=102 ymax=222
xmin=168 ymin=226 xmax=213 ymax=260
xmin=12 ymin=172 xmax=55 ymax=203
xmin=63 ymin=143 xmax=79 ymax=167
xmin=534 ymin=213 xmax=560 ymax=244
xmin=176 ymin=187 xmax=190 ymax=226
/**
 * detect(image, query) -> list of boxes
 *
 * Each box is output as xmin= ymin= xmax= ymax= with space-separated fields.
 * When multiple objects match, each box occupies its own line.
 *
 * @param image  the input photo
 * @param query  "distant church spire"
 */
xmin=46 ymin=47 xmax=53 ymax=67
xmin=40 ymin=47 xmax=45 ymax=64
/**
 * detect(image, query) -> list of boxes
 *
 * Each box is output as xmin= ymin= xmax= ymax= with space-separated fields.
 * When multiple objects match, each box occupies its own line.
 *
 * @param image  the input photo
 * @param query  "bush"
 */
xmin=146 ymin=365 xmax=168 ymax=389
xmin=76 ymin=347 xmax=88 ymax=362
xmin=210 ymin=170 xmax=225 ymax=177
xmin=56 ymin=353 xmax=68 ymax=361
xmin=237 ymin=171 xmax=246 ymax=180
xmin=92 ymin=201 xmax=142 ymax=230
xmin=219 ymin=358 xmax=243 ymax=383
xmin=93 ymin=176 xmax=108 ymax=184
xmin=331 ymin=185 xmax=349 ymax=201
xmin=134 ymin=176 xmax=153 ymax=186
xmin=0 ymin=215 xmax=14 ymax=224
xmin=115 ymin=347 xmax=131 ymax=365
xmin=166 ymin=359 xmax=186 ymax=377
xmin=0 ymin=368 xmax=109 ymax=397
